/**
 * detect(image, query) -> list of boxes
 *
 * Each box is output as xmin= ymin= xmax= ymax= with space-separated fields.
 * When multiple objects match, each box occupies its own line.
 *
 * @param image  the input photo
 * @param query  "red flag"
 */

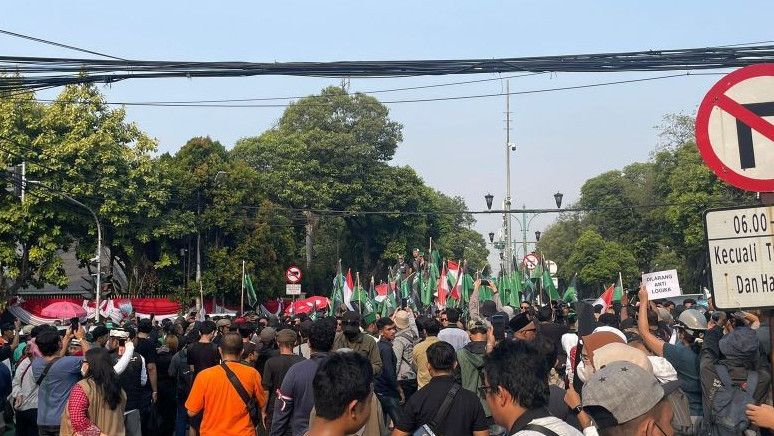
xmin=593 ymin=284 xmax=615 ymax=312
xmin=437 ymin=262 xmax=449 ymax=307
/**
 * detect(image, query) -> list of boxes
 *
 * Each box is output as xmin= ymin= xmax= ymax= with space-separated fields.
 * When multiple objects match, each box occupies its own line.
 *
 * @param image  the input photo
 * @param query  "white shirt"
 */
xmin=438 ymin=327 xmax=469 ymax=351
xmin=11 ymin=357 xmax=37 ymax=411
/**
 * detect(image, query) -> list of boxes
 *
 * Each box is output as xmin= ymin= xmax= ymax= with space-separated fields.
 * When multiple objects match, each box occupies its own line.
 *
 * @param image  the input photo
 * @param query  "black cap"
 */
xmin=92 ymin=325 xmax=109 ymax=339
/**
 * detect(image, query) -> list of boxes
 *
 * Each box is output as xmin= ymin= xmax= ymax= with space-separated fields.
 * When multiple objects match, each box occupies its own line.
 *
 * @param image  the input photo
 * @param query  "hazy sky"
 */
xmin=4 ymin=1 xmax=773 ymax=274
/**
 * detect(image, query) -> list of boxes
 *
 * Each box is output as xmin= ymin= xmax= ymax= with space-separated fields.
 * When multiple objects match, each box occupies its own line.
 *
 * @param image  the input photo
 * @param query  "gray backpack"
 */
xmin=704 ymin=364 xmax=759 ymax=436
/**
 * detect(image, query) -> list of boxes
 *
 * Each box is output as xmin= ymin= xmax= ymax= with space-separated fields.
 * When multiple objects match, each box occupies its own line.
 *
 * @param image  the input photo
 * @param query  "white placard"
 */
xmin=285 ymin=284 xmax=302 ymax=295
xmin=642 ymin=269 xmax=681 ymax=299
xmin=705 ymin=206 xmax=774 ymax=309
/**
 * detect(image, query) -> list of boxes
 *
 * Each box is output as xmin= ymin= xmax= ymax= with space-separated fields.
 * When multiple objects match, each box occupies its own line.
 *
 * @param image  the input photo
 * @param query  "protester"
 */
xmin=256 ymin=327 xmax=279 ymax=377
xmin=186 ymin=332 xmax=267 ymax=436
xmin=457 ymin=318 xmax=491 ymax=419
xmin=114 ymin=328 xmax=146 ymax=435
xmin=392 ymin=309 xmax=419 ymax=400
xmin=263 ymin=328 xmax=305 ymax=434
xmin=306 ymin=352 xmax=374 ymax=436
xmin=374 ymin=316 xmax=401 ymax=426
xmin=188 ymin=320 xmax=221 ymax=376
xmin=157 ymin=333 xmax=179 ymax=436
xmin=12 ymin=337 xmax=38 ymax=436
xmin=438 ymin=308 xmax=469 ymax=351
xmin=637 ymin=285 xmax=704 ymax=429
xmin=483 ymin=339 xmax=582 ymax=435
xmin=393 ymin=341 xmax=489 ymax=436
xmin=508 ymin=313 xmax=537 ymax=342
xmin=60 ymin=347 xmax=127 ymax=436
xmin=170 ymin=330 xmax=198 ymax=436
xmin=293 ymin=320 xmax=314 ymax=359
xmin=271 ymin=318 xmax=336 ymax=436
xmin=136 ymin=318 xmax=160 ymax=434
xmin=412 ymin=318 xmax=440 ymax=389
xmin=333 ymin=311 xmax=382 ymax=374
xmin=581 ymin=361 xmax=672 ymax=435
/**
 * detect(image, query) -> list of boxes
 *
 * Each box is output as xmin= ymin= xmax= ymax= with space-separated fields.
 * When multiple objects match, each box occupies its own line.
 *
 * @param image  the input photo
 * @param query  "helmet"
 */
xmin=677 ymin=309 xmax=708 ymax=332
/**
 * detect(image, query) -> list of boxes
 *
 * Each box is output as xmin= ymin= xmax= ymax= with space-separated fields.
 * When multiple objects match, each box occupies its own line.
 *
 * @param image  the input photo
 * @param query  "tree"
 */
xmin=565 ymin=229 xmax=638 ymax=297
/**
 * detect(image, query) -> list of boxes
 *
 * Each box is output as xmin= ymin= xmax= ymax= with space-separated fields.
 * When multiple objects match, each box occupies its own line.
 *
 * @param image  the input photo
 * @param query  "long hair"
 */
xmin=84 ymin=347 xmax=123 ymax=410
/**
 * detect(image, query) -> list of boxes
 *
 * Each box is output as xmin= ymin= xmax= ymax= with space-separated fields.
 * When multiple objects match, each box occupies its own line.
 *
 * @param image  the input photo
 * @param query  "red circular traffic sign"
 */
xmin=696 ymin=64 xmax=774 ymax=192
xmin=522 ymin=253 xmax=539 ymax=270
xmin=285 ymin=266 xmax=302 ymax=284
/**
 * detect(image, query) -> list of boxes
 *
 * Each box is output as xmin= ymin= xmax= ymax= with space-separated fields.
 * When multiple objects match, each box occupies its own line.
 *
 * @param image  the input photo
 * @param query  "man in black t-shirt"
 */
xmin=187 ymin=320 xmax=220 ymax=376
xmin=136 ymin=319 xmax=159 ymax=403
xmin=393 ymin=342 xmax=488 ymax=436
xmin=263 ymin=329 xmax=304 ymax=434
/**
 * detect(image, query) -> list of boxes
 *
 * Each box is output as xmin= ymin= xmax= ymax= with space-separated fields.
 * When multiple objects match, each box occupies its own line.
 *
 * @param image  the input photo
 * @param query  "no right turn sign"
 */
xmin=696 ymin=64 xmax=774 ymax=192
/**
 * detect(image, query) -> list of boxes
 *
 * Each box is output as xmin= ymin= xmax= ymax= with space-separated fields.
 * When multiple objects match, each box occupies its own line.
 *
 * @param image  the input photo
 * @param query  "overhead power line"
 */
xmin=4 ymin=72 xmax=726 ymax=108
xmin=0 ymin=28 xmax=127 ymax=61
xmin=1 ymin=43 xmax=773 ymax=93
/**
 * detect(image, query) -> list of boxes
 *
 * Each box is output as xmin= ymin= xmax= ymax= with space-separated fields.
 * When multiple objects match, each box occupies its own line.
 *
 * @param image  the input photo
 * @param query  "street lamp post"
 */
xmin=28 ymin=181 xmax=102 ymax=322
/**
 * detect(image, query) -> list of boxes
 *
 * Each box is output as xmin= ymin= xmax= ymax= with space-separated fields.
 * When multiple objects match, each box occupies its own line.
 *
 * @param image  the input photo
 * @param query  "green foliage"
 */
xmin=538 ymin=114 xmax=756 ymax=297
xmin=0 ymin=83 xmax=487 ymax=305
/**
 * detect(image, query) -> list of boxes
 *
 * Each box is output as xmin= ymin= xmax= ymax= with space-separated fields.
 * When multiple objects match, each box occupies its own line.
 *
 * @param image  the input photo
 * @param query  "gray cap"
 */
xmin=582 ymin=361 xmax=664 ymax=428
xmin=259 ymin=327 xmax=277 ymax=343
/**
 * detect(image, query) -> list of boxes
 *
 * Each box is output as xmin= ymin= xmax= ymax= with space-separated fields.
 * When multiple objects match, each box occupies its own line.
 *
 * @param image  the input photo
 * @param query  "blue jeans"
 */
xmin=175 ymin=404 xmax=189 ymax=436
xmin=376 ymin=393 xmax=401 ymax=426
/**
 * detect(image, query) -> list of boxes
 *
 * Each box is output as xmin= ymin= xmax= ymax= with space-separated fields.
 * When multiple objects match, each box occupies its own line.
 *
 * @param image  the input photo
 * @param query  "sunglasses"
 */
xmin=343 ymin=320 xmax=360 ymax=326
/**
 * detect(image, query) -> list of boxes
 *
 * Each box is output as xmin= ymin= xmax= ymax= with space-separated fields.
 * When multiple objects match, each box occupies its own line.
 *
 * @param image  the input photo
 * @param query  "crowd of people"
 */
xmin=0 ymin=279 xmax=773 ymax=435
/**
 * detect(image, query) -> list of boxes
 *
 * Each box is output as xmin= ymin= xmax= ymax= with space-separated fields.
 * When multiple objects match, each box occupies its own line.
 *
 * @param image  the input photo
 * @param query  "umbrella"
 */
xmin=41 ymin=301 xmax=87 ymax=319
xmin=284 ymin=299 xmax=313 ymax=315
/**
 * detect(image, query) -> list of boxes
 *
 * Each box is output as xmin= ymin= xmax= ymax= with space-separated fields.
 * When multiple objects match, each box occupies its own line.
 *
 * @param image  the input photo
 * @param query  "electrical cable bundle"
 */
xmin=2 ymin=44 xmax=774 ymax=93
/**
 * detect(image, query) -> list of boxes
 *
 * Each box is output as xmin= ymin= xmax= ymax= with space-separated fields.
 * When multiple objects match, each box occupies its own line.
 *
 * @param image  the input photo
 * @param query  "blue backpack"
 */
xmin=704 ymin=364 xmax=759 ymax=435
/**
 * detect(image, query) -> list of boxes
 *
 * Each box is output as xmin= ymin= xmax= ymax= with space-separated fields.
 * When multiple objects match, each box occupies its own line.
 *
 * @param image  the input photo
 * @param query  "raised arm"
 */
xmin=637 ymin=284 xmax=665 ymax=357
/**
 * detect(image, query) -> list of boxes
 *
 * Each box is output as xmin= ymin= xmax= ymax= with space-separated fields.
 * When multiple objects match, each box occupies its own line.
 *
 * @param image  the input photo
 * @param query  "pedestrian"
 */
xmin=271 ymin=318 xmax=336 ymax=436
xmin=11 ymin=339 xmax=38 ymax=436
xmin=169 ymin=330 xmax=198 ymax=436
xmin=156 ymin=333 xmax=179 ymax=436
xmin=262 ymin=329 xmax=305 ymax=434
xmin=113 ymin=328 xmax=145 ymax=436
xmin=457 ymin=318 xmax=491 ymax=420
xmin=333 ymin=312 xmax=382 ymax=374
xmin=305 ymin=352 xmax=373 ymax=436
xmin=293 ymin=320 xmax=313 ymax=359
xmin=374 ymin=317 xmax=401 ymax=426
xmin=412 ymin=319 xmax=441 ymax=389
xmin=186 ymin=332 xmax=267 ymax=436
xmin=392 ymin=309 xmax=418 ymax=400
xmin=483 ymin=340 xmax=582 ymax=435
xmin=188 ymin=320 xmax=220 ymax=376
xmin=508 ymin=313 xmax=537 ymax=342
xmin=256 ymin=327 xmax=279 ymax=377
xmin=136 ymin=318 xmax=160 ymax=434
xmin=393 ymin=341 xmax=489 ymax=436
xmin=437 ymin=308 xmax=469 ymax=351
xmin=60 ymin=347 xmax=127 ymax=436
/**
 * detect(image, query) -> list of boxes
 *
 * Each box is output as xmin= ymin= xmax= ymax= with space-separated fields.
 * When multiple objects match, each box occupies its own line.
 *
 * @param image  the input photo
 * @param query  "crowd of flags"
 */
xmin=237 ymin=249 xmax=634 ymax=319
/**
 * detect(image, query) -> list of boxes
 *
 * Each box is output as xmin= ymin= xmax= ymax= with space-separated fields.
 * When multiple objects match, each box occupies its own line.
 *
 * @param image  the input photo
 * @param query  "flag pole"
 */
xmin=356 ymin=271 xmax=362 ymax=314
xmin=240 ymin=260 xmax=245 ymax=315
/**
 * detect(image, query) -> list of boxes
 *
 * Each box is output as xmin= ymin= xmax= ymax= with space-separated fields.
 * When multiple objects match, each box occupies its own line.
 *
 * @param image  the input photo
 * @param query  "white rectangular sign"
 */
xmin=642 ymin=269 xmax=681 ymax=299
xmin=705 ymin=206 xmax=774 ymax=309
xmin=286 ymin=284 xmax=302 ymax=295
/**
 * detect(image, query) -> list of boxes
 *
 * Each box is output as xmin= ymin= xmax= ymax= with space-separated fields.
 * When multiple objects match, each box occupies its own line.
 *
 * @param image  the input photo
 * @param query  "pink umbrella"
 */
xmin=41 ymin=301 xmax=87 ymax=319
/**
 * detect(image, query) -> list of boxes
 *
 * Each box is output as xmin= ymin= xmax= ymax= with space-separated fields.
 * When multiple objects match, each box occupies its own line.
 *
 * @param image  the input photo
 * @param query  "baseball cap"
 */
xmin=719 ymin=326 xmax=759 ymax=361
xmin=582 ymin=361 xmax=664 ymax=429
xmin=467 ymin=318 xmax=488 ymax=332
xmin=276 ymin=329 xmax=297 ymax=344
xmin=259 ymin=327 xmax=277 ymax=343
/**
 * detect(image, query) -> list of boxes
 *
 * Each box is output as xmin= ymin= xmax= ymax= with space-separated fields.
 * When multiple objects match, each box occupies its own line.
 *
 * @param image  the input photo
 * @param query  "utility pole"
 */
xmin=196 ymin=191 xmax=202 ymax=310
xmin=504 ymin=80 xmax=513 ymax=275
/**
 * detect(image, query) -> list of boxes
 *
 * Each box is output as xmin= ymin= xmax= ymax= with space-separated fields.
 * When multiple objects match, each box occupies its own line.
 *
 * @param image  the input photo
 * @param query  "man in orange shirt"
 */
xmin=186 ymin=332 xmax=267 ymax=436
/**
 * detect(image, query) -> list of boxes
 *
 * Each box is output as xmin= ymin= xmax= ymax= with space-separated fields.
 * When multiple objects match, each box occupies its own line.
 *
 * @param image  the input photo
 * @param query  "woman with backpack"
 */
xmin=60 ymin=347 xmax=127 ymax=436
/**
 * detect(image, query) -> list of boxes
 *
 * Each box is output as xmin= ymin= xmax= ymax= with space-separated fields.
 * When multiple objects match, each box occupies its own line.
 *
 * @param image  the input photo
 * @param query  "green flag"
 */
xmin=543 ymin=268 xmax=561 ymax=301
xmin=509 ymin=270 xmax=522 ymax=307
xmin=563 ymin=273 xmax=578 ymax=303
xmin=461 ymin=273 xmax=474 ymax=304
xmin=613 ymin=272 xmax=624 ymax=301
xmin=244 ymin=273 xmax=258 ymax=309
xmin=329 ymin=262 xmax=345 ymax=317
xmin=352 ymin=283 xmax=376 ymax=324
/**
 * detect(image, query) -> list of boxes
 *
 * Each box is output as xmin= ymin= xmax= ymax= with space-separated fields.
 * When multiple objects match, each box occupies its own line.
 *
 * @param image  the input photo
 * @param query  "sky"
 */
xmin=3 ymin=1 xmax=774 ymax=273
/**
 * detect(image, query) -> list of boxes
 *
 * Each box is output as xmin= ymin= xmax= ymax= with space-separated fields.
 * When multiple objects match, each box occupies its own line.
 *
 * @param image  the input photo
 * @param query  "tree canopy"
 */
xmin=0 ymin=84 xmax=489 ymax=304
